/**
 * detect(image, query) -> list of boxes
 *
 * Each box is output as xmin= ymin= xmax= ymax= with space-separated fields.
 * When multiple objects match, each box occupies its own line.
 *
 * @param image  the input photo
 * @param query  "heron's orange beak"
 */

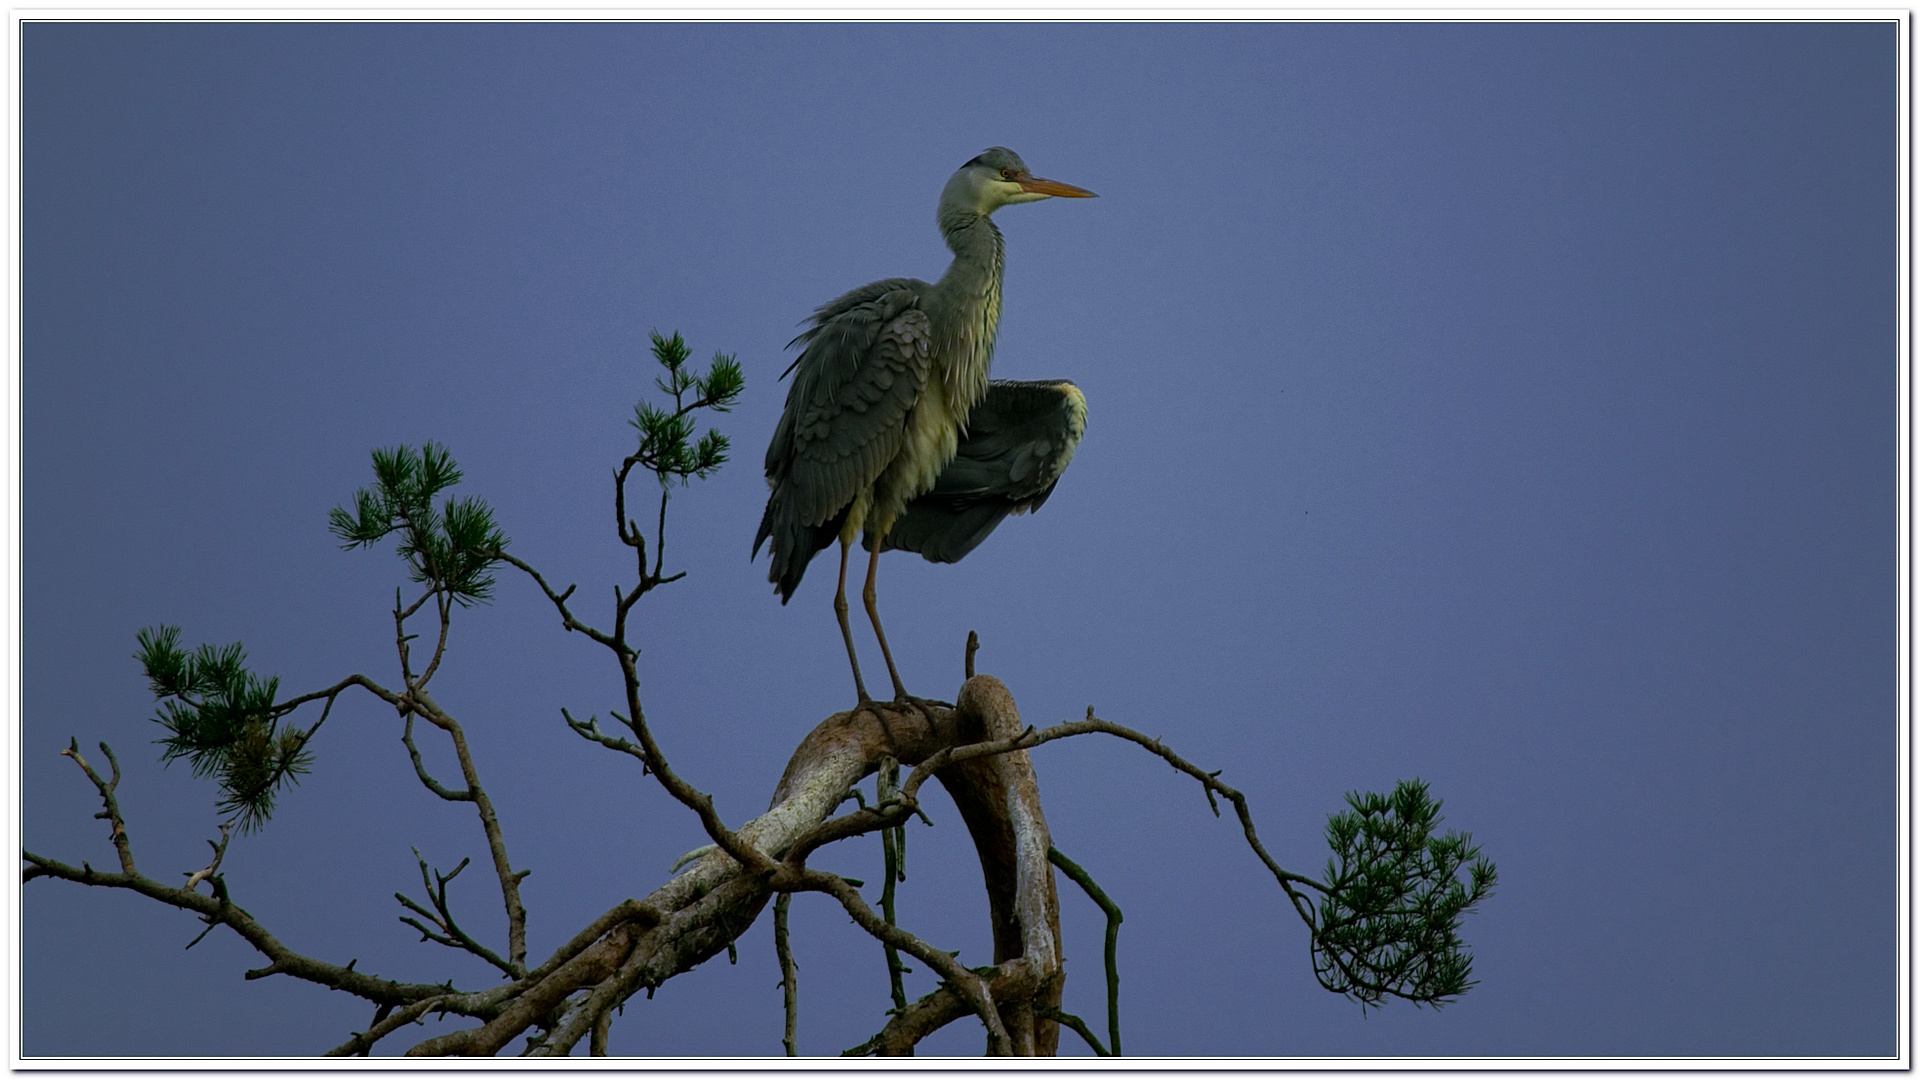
xmin=1019 ymin=177 xmax=1097 ymax=198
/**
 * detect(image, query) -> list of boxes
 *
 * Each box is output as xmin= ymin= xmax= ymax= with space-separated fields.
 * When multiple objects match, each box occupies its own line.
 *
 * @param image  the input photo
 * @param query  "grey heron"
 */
xmin=753 ymin=148 xmax=1095 ymax=702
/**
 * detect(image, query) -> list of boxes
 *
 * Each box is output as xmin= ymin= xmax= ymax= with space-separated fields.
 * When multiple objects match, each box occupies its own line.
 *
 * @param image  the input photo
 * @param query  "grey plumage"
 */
xmin=757 ymin=282 xmax=934 ymax=600
xmin=883 ymin=379 xmax=1087 ymax=565
xmin=752 ymin=147 xmax=1095 ymax=701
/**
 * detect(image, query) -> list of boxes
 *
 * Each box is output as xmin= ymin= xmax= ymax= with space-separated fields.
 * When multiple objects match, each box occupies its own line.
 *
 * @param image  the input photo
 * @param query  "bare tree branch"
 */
xmin=784 ymin=866 xmax=1014 ymax=1056
xmin=841 ymin=956 xmax=1050 ymax=1056
xmin=775 ymin=892 xmax=798 ymax=1057
xmin=517 ymin=872 xmax=771 ymax=1058
xmin=396 ymin=851 xmax=519 ymax=979
xmin=415 ymin=592 xmax=454 ymax=688
xmin=493 ymin=551 xmax=617 ymax=651
xmin=401 ymin=713 xmax=471 ymax=801
xmin=876 ymin=756 xmax=910 ymax=1014
xmin=1036 ymin=1005 xmax=1110 ymax=1056
xmin=323 ymin=994 xmax=452 ymax=1057
xmin=560 ymin=708 xmax=650 ymax=769
xmin=406 ymin=689 xmax=529 ymax=973
xmin=182 ymin=824 xmax=232 ymax=895
xmin=32 ymin=658 xmax=1367 ymax=1058
xmin=59 ymin=739 xmax=135 ymax=875
xmin=21 ymin=849 xmax=492 ymax=1011
xmin=1048 ymin=846 xmax=1123 ymax=1056
xmin=589 ymin=1008 xmax=613 ymax=1057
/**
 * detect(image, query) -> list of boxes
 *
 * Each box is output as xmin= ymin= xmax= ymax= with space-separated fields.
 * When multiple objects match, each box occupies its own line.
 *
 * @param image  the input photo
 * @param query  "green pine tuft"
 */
xmin=135 ymin=625 xmax=298 ymax=833
xmin=330 ymin=441 xmax=508 ymax=607
xmin=1310 ymin=779 xmax=1498 ymax=1010
xmin=631 ymin=333 xmax=743 ymax=488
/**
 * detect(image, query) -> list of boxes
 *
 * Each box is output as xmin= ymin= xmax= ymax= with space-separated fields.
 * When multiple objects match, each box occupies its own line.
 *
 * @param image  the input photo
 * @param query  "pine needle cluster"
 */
xmin=630 ymin=330 xmax=744 ymax=486
xmin=135 ymin=625 xmax=307 ymax=833
xmin=1311 ymin=779 xmax=1498 ymax=1009
xmin=327 ymin=441 xmax=508 ymax=605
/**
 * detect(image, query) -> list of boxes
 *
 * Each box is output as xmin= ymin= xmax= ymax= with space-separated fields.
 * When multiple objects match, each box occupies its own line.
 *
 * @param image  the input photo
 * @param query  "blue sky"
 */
xmin=20 ymin=20 xmax=1898 ymax=1057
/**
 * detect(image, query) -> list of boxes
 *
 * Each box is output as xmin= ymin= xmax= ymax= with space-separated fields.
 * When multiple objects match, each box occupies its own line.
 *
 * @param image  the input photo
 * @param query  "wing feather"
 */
xmin=882 ymin=379 xmax=1087 ymax=564
xmin=755 ymin=282 xmax=936 ymax=599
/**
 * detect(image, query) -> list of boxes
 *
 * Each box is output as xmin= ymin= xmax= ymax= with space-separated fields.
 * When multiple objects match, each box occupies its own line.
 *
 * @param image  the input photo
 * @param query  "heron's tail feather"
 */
xmin=754 ymin=493 xmax=844 ymax=604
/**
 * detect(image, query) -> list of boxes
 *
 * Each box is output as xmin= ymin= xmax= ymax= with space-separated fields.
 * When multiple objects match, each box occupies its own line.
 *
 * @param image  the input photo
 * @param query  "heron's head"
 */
xmin=940 ymin=147 xmax=1097 ymax=217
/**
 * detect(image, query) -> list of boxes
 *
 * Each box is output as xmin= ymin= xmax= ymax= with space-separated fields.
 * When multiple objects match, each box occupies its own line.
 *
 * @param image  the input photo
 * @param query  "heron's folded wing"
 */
xmin=784 ymin=277 xmax=926 ymax=359
xmin=765 ymin=287 xmax=935 ymax=531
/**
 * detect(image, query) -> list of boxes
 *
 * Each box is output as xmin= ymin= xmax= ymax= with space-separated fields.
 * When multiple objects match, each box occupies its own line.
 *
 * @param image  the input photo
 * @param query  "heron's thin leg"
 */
xmin=834 ymin=539 xmax=872 ymax=703
xmin=862 ymin=542 xmax=909 ymax=701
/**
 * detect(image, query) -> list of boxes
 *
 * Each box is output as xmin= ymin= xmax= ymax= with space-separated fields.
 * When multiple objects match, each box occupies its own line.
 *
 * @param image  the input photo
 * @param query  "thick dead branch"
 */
xmin=589 ymin=1009 xmax=613 ymax=1057
xmin=518 ymin=873 xmax=771 ymax=1057
xmin=401 ymin=696 xmax=964 ymax=1056
xmin=930 ymin=676 xmax=1064 ymax=1055
xmin=823 ymin=676 xmax=1068 ymax=1056
xmin=426 ymin=677 xmax=1067 ymax=1057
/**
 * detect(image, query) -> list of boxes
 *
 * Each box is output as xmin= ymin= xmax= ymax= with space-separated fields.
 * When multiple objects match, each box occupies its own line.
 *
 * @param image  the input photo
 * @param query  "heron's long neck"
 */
xmin=930 ymin=209 xmax=1004 ymax=409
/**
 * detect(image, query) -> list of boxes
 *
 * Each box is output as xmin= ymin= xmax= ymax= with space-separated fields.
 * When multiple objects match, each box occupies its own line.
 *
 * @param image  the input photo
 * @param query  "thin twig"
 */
xmin=323 ymin=995 xmax=450 ymax=1057
xmin=782 ymin=867 xmax=1012 ymax=1056
xmin=61 ymin=740 xmax=135 ymax=875
xmin=877 ymin=758 xmax=909 ymax=1014
xmin=652 ymin=484 xmax=670 ymax=581
xmin=1035 ymin=1006 xmax=1110 ymax=1056
xmin=396 ymin=850 xmax=519 ymax=978
xmin=271 ymin=673 xmax=404 ymax=716
xmin=182 ymin=824 xmax=232 ymax=895
xmin=608 ymin=645 xmax=767 ymax=874
xmin=493 ymin=551 xmax=616 ymax=649
xmin=1048 ymin=846 xmax=1123 ymax=1056
xmin=562 ymin=708 xmax=650 ymax=769
xmin=402 ymin=713 xmax=472 ymax=801
xmin=406 ymin=690 xmax=529 ymax=973
xmin=427 ymin=592 xmax=455 ymax=686
xmin=23 ymin=850 xmax=489 ymax=1012
xmin=899 ymin=714 xmax=1327 ymax=914
xmin=505 ymin=541 xmax=762 ymax=870
xmin=775 ymin=892 xmax=798 ymax=1056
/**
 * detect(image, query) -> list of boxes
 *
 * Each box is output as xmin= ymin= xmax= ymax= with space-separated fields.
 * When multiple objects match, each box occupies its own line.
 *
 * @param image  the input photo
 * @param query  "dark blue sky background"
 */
xmin=20 ymin=21 xmax=1898 ymax=1059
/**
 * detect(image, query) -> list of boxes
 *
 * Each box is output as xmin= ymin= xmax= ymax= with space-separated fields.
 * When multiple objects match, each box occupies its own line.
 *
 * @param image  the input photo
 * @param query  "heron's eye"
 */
xmin=1000 ymin=168 xmax=1014 ymax=180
